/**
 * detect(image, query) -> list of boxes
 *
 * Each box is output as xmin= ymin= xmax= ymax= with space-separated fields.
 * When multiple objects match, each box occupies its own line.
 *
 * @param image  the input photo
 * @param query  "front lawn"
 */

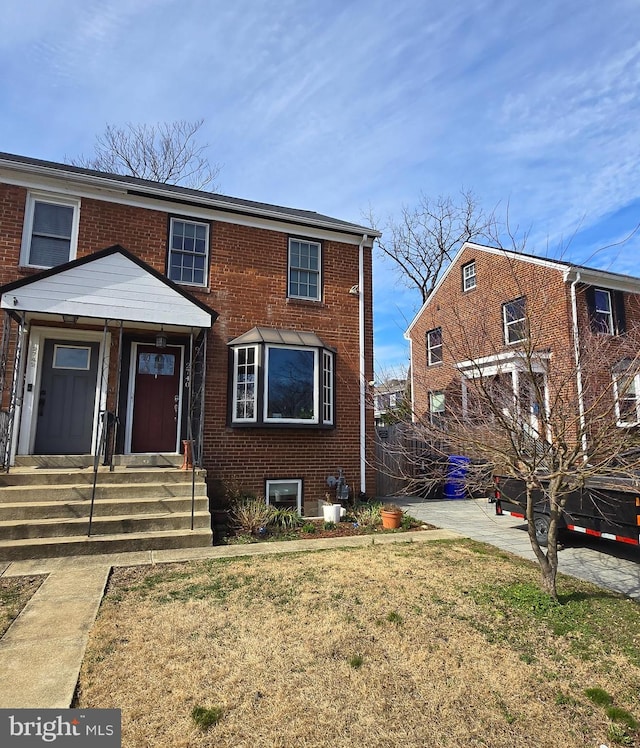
xmin=0 ymin=575 xmax=44 ymax=636
xmin=76 ymin=540 xmax=640 ymax=747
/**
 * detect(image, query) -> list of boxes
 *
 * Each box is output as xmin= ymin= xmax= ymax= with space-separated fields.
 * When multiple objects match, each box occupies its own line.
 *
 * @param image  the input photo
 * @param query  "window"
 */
xmin=288 ymin=238 xmax=321 ymax=300
xmin=230 ymin=331 xmax=334 ymax=427
xmin=266 ymin=479 xmax=302 ymax=514
xmin=168 ymin=218 xmax=209 ymax=286
xmin=21 ymin=194 xmax=80 ymax=268
xmin=429 ymin=391 xmax=445 ymax=427
xmin=427 ymin=328 xmax=443 ymax=366
xmin=503 ymin=297 xmax=527 ymax=344
xmin=462 ymin=261 xmax=476 ymax=291
xmin=587 ymin=287 xmax=626 ymax=336
xmin=614 ymin=365 xmax=640 ymax=426
xmin=593 ymin=289 xmax=614 ymax=334
xmin=53 ymin=345 xmax=90 ymax=370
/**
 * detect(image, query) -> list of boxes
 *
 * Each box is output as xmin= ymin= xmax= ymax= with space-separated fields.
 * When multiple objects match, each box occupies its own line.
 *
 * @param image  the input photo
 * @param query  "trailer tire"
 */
xmin=533 ymin=514 xmax=550 ymax=547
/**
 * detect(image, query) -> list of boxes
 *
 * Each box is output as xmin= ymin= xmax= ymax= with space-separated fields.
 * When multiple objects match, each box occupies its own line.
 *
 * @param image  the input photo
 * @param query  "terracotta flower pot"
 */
xmin=381 ymin=509 xmax=402 ymax=529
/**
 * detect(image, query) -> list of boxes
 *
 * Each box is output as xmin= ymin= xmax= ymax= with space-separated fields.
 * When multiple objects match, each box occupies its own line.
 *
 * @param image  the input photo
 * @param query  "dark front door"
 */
xmin=35 ymin=339 xmax=100 ymax=454
xmin=131 ymin=345 xmax=182 ymax=453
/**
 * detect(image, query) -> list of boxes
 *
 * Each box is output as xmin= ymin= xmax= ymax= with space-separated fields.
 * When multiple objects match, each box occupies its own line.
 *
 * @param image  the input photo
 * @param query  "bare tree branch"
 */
xmin=68 ymin=119 xmax=221 ymax=192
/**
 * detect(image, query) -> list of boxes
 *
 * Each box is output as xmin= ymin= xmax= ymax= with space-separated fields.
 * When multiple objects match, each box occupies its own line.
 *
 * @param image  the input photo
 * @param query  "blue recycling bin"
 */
xmin=444 ymin=455 xmax=470 ymax=499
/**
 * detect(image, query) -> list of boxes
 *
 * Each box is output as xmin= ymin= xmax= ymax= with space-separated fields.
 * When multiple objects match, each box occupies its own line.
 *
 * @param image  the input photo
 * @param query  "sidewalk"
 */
xmin=0 ymin=527 xmax=459 ymax=708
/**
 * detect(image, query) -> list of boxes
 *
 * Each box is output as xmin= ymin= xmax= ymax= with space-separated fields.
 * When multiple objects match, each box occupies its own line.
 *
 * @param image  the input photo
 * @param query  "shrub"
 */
xmin=230 ymin=498 xmax=274 ymax=536
xmin=353 ymin=502 xmax=382 ymax=527
xmin=269 ymin=508 xmax=303 ymax=532
xmin=323 ymin=521 xmax=336 ymax=530
xmin=301 ymin=523 xmax=316 ymax=533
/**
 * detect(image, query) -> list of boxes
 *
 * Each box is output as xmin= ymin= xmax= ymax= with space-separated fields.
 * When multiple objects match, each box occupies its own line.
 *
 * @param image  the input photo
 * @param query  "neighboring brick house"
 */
xmin=406 ymin=242 xmax=640 ymax=449
xmin=373 ymin=379 xmax=408 ymax=426
xmin=0 ymin=152 xmax=378 ymax=518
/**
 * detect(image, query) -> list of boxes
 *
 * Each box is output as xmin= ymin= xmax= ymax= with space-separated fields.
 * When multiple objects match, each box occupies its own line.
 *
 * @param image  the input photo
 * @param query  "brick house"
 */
xmin=406 ymin=242 xmax=640 ymax=451
xmin=0 ymin=152 xmax=378 ymax=555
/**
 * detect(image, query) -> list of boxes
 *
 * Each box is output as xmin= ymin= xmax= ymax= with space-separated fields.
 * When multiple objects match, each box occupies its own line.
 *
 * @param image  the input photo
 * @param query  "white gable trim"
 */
xmin=1 ymin=252 xmax=213 ymax=328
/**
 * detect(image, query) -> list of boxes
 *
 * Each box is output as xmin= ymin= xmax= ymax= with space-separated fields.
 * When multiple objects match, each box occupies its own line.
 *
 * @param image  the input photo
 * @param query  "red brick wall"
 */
xmin=0 ymin=184 xmax=374 ymax=510
xmin=409 ymin=247 xmax=575 ymax=419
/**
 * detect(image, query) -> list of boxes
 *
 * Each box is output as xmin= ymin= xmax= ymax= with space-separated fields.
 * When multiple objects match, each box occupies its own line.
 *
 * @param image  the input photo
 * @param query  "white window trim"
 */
xmin=613 ymin=372 xmax=640 ymax=427
xmin=462 ymin=261 xmax=476 ymax=291
xmin=322 ymin=349 xmax=334 ymax=425
xmin=264 ymin=344 xmax=320 ymax=424
xmin=288 ymin=238 xmax=322 ymax=301
xmin=232 ymin=344 xmax=259 ymax=423
xmin=20 ymin=192 xmax=81 ymax=269
xmin=266 ymin=478 xmax=303 ymax=515
xmin=168 ymin=217 xmax=210 ymax=287
xmin=594 ymin=288 xmax=614 ymax=335
xmin=503 ymin=297 xmax=527 ymax=345
xmin=427 ymin=328 xmax=442 ymax=366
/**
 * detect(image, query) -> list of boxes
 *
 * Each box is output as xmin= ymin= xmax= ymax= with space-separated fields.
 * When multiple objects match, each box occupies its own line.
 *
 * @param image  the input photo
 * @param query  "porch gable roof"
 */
xmin=0 ymin=245 xmax=217 ymax=328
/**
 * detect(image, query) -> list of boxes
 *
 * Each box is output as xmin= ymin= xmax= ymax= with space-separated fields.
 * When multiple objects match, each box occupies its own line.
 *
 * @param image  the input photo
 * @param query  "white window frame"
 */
xmin=168 ymin=217 xmax=210 ymax=287
xmin=613 ymin=371 xmax=640 ymax=427
xmin=20 ymin=192 xmax=80 ymax=269
xmin=288 ymin=238 xmax=321 ymax=301
xmin=594 ymin=289 xmax=614 ymax=335
xmin=429 ymin=391 xmax=445 ymax=425
xmin=322 ymin=349 xmax=334 ymax=425
xmin=232 ymin=345 xmax=259 ymax=423
xmin=230 ymin=343 xmax=334 ymax=427
xmin=264 ymin=344 xmax=319 ymax=424
xmin=265 ymin=478 xmax=303 ymax=515
xmin=503 ymin=297 xmax=527 ymax=345
xmin=462 ymin=261 xmax=477 ymax=291
xmin=427 ymin=328 xmax=443 ymax=366
xmin=52 ymin=345 xmax=91 ymax=371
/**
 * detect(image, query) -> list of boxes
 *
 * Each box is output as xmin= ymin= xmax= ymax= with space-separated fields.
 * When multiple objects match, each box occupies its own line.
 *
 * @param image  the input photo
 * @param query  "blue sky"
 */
xmin=2 ymin=0 xmax=640 ymax=377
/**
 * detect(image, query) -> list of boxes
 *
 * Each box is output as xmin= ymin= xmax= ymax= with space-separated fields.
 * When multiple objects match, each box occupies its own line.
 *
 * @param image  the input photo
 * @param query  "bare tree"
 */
xmin=384 ymin=251 xmax=640 ymax=599
xmin=69 ymin=119 xmax=220 ymax=191
xmin=370 ymin=190 xmax=498 ymax=304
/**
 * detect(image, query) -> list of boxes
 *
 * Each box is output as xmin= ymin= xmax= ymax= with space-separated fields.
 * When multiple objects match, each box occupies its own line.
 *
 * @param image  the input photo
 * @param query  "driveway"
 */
xmin=394 ymin=496 xmax=640 ymax=600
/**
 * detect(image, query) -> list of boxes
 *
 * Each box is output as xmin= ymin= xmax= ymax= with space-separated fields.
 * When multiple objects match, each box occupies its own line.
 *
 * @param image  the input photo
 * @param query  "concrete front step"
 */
xmin=0 ymin=496 xmax=210 ymax=521
xmin=0 ymin=467 xmax=206 ymax=487
xmin=0 ymin=527 xmax=213 ymax=561
xmin=0 ymin=481 xmax=207 ymax=503
xmin=14 ymin=454 xmax=184 ymax=469
xmin=0 ymin=511 xmax=212 ymax=541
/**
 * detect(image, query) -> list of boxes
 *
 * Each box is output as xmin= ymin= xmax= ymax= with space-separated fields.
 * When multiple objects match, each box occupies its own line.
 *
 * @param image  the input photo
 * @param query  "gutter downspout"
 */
xmin=358 ymin=234 xmax=368 ymax=497
xmin=569 ymin=272 xmax=588 ymax=457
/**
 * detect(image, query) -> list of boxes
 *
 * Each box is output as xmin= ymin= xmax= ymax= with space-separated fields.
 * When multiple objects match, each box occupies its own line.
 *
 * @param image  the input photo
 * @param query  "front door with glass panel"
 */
xmin=131 ymin=345 xmax=182 ymax=453
xmin=34 ymin=340 xmax=100 ymax=454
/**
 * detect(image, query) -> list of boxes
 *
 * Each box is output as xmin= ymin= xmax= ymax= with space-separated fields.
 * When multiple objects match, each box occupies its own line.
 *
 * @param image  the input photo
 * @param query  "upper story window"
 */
xmin=427 ymin=327 xmax=443 ymax=366
xmin=21 ymin=193 xmax=80 ymax=268
xmin=503 ymin=297 xmax=527 ymax=344
xmin=462 ymin=261 xmax=476 ymax=291
xmin=168 ymin=218 xmax=209 ymax=286
xmin=230 ymin=328 xmax=334 ymax=427
xmin=288 ymin=238 xmax=321 ymax=301
xmin=593 ymin=289 xmax=614 ymax=334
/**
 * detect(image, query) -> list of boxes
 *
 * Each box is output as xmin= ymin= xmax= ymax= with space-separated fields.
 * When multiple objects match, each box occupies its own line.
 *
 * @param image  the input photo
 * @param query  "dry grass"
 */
xmin=0 ymin=575 xmax=44 ymax=636
xmin=76 ymin=540 xmax=640 ymax=747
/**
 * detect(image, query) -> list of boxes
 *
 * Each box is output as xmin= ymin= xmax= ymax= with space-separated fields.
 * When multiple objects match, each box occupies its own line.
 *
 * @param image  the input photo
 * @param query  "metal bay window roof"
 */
xmin=228 ymin=326 xmax=334 ymax=350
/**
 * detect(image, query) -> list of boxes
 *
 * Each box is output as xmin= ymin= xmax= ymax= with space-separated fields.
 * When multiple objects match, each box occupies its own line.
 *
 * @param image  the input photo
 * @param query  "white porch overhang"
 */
xmin=456 ymin=349 xmax=552 ymax=379
xmin=0 ymin=245 xmax=216 ymax=329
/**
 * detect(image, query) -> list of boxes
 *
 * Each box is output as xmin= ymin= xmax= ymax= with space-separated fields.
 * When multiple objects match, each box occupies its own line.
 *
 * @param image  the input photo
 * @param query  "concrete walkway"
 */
xmin=0 ymin=527 xmax=459 ymax=709
xmin=395 ymin=496 xmax=640 ymax=600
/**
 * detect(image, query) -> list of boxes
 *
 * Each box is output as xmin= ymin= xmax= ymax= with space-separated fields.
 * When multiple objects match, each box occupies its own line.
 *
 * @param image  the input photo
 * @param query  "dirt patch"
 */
xmin=76 ymin=541 xmax=640 ymax=748
xmin=0 ymin=575 xmax=45 ymax=637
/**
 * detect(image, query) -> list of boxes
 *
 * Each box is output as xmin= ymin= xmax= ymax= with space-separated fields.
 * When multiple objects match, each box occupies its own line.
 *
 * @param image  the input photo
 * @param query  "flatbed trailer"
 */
xmin=493 ymin=475 xmax=640 ymax=548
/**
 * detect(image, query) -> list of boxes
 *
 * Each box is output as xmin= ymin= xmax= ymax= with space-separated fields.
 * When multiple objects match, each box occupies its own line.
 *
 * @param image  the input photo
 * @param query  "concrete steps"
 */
xmin=0 ymin=456 xmax=213 ymax=560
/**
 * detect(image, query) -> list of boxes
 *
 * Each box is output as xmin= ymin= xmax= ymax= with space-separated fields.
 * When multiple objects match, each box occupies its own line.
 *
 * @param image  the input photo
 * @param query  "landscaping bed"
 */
xmin=222 ymin=499 xmax=436 ymax=545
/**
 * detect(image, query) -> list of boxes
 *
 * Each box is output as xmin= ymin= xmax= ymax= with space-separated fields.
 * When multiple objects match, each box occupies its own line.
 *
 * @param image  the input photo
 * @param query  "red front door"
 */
xmin=131 ymin=345 xmax=182 ymax=453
